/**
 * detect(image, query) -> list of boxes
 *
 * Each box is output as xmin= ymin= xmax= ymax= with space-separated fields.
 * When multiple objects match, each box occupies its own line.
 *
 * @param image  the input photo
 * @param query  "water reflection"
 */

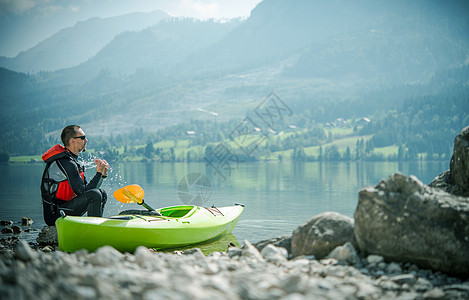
xmin=144 ymin=162 xmax=154 ymax=185
xmin=160 ymin=233 xmax=240 ymax=255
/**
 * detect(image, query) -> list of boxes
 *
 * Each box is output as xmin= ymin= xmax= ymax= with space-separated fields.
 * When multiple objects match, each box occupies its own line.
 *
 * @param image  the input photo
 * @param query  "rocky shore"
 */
xmin=0 ymin=238 xmax=468 ymax=300
xmin=1 ymin=126 xmax=469 ymax=299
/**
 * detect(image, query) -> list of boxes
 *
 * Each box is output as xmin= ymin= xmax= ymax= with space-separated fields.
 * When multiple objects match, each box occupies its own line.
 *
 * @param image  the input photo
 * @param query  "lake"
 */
xmin=0 ymin=161 xmax=448 ymax=245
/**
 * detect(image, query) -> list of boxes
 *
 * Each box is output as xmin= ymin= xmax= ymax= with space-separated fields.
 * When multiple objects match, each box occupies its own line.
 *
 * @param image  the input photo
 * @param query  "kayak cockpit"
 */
xmin=117 ymin=205 xmax=199 ymax=219
xmin=158 ymin=205 xmax=198 ymax=218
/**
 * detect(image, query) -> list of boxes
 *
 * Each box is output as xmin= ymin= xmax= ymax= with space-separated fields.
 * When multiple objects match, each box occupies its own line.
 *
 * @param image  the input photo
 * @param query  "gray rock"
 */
xmin=21 ymin=217 xmax=33 ymax=226
xmin=450 ymin=126 xmax=469 ymax=192
xmin=134 ymin=246 xmax=156 ymax=263
xmin=40 ymin=245 xmax=55 ymax=252
xmin=14 ymin=240 xmax=36 ymax=262
xmin=36 ymin=226 xmax=58 ymax=245
xmin=227 ymin=246 xmax=242 ymax=258
xmin=1 ymin=227 xmax=13 ymax=234
xmin=253 ymin=235 xmax=291 ymax=255
xmin=414 ymin=277 xmax=433 ymax=292
xmin=291 ymin=211 xmax=355 ymax=258
xmin=390 ymin=274 xmax=417 ymax=285
xmin=241 ymin=240 xmax=264 ymax=261
xmin=429 ymin=171 xmax=469 ymax=197
xmin=366 ymin=254 xmax=384 ymax=265
xmin=430 ymin=126 xmax=469 ymax=197
xmin=89 ymin=246 xmax=123 ymax=266
xmin=423 ymin=288 xmax=445 ymax=299
xmin=260 ymin=244 xmax=288 ymax=264
xmin=0 ymin=220 xmax=13 ymax=226
xmin=11 ymin=225 xmax=22 ymax=234
xmin=386 ymin=262 xmax=402 ymax=274
xmin=354 ymin=173 xmax=469 ymax=277
xmin=182 ymin=248 xmax=204 ymax=257
xmin=327 ymin=242 xmax=360 ymax=265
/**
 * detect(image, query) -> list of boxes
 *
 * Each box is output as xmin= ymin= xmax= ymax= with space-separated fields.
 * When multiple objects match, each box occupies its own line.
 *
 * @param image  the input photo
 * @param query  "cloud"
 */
xmin=0 ymin=0 xmax=66 ymax=16
xmin=38 ymin=4 xmax=64 ymax=16
xmin=0 ymin=0 xmax=36 ymax=15
xmin=69 ymin=5 xmax=80 ymax=12
xmin=175 ymin=0 xmax=221 ymax=19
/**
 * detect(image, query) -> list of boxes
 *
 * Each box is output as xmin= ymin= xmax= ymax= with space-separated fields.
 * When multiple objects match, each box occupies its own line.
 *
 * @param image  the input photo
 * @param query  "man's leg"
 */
xmin=98 ymin=189 xmax=107 ymax=214
xmin=57 ymin=189 xmax=105 ymax=217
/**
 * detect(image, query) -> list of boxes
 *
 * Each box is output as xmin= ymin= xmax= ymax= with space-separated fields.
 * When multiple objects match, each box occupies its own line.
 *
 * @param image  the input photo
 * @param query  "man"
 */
xmin=41 ymin=125 xmax=110 ymax=226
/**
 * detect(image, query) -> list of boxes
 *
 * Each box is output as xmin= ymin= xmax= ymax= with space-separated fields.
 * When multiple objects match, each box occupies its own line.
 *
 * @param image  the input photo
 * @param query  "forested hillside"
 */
xmin=0 ymin=0 xmax=468 ymax=161
xmin=80 ymin=65 xmax=467 ymax=163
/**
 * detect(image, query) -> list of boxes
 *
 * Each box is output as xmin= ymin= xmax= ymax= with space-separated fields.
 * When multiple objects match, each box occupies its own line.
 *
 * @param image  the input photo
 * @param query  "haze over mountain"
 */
xmin=45 ymin=0 xmax=469 ymax=86
xmin=0 ymin=0 xmax=468 ymax=156
xmin=0 ymin=10 xmax=169 ymax=73
xmin=0 ymin=0 xmax=260 ymax=58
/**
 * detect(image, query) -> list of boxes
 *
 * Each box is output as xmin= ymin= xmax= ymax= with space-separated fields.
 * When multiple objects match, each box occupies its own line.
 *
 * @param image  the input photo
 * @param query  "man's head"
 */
xmin=61 ymin=125 xmax=88 ymax=155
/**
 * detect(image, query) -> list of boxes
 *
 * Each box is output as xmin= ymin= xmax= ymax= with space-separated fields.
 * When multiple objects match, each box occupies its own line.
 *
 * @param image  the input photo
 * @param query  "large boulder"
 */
xmin=450 ymin=126 xmax=469 ymax=191
xmin=354 ymin=173 xmax=469 ymax=277
xmin=430 ymin=126 xmax=469 ymax=197
xmin=291 ymin=212 xmax=355 ymax=258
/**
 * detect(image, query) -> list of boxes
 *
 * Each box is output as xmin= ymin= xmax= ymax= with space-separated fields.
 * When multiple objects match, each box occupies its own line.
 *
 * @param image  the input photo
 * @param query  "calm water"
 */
xmin=0 ymin=161 xmax=448 ymax=244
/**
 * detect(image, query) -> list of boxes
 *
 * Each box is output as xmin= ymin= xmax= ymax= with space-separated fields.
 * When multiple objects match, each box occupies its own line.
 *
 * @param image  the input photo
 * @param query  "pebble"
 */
xmin=0 ymin=220 xmax=13 ymax=226
xmin=1 ymin=240 xmax=468 ymax=300
xmin=1 ymin=227 xmax=14 ymax=234
xmin=11 ymin=226 xmax=22 ymax=234
xmin=367 ymin=254 xmax=384 ymax=264
xmin=386 ymin=262 xmax=402 ymax=274
xmin=390 ymin=273 xmax=417 ymax=285
xmin=327 ymin=241 xmax=360 ymax=265
xmin=21 ymin=217 xmax=33 ymax=226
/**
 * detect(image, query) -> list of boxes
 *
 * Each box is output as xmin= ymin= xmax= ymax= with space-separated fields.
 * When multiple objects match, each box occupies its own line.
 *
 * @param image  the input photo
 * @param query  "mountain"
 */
xmin=0 ymin=10 xmax=169 ymax=73
xmin=284 ymin=0 xmax=469 ymax=83
xmin=189 ymin=0 xmax=378 ymax=71
xmin=52 ymin=18 xmax=242 ymax=85
xmin=195 ymin=0 xmax=469 ymax=82
xmin=46 ymin=0 xmax=468 ymax=86
xmin=45 ymin=0 xmax=469 ymax=89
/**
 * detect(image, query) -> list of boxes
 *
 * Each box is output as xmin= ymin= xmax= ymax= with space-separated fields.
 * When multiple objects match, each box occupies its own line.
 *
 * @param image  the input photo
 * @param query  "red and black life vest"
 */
xmin=41 ymin=144 xmax=85 ymax=201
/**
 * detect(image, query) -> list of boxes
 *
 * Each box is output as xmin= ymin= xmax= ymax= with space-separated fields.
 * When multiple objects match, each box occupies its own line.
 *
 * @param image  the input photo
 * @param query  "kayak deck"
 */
xmin=56 ymin=205 xmax=243 ymax=253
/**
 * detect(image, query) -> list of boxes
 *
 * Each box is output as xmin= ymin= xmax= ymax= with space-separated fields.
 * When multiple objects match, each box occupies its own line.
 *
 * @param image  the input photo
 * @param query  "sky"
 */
xmin=0 ymin=0 xmax=262 ymax=57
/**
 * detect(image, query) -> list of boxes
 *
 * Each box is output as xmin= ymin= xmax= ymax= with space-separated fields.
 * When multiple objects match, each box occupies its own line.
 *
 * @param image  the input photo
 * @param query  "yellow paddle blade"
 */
xmin=113 ymin=184 xmax=144 ymax=204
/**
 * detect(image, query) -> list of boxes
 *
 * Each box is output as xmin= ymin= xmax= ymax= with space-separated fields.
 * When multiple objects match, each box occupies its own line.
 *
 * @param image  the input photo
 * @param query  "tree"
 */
xmin=365 ymin=139 xmax=374 ymax=154
xmin=170 ymin=147 xmax=176 ymax=161
xmin=145 ymin=140 xmax=155 ymax=158
xmin=325 ymin=145 xmax=340 ymax=161
xmin=398 ymin=145 xmax=406 ymax=161
xmin=292 ymin=147 xmax=306 ymax=161
xmin=0 ymin=150 xmax=9 ymax=163
xmin=344 ymin=146 xmax=351 ymax=161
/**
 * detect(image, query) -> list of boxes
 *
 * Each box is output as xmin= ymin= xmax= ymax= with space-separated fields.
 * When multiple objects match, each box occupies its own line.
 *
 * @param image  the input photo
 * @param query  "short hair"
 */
xmin=61 ymin=125 xmax=81 ymax=147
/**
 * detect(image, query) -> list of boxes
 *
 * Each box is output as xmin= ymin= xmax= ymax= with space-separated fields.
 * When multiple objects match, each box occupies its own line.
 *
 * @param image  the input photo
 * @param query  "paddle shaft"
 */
xmin=140 ymin=199 xmax=155 ymax=211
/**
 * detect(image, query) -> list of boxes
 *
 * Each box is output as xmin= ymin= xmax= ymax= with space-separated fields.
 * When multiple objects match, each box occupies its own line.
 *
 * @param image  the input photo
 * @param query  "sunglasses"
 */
xmin=73 ymin=136 xmax=86 ymax=140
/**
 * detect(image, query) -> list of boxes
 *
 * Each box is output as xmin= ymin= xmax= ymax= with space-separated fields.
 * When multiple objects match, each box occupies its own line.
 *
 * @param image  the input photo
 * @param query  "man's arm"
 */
xmin=59 ymin=158 xmax=103 ymax=195
xmin=87 ymin=172 xmax=104 ymax=190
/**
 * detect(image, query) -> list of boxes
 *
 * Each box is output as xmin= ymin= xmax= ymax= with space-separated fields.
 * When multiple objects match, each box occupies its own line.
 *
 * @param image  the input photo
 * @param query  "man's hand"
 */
xmin=95 ymin=159 xmax=110 ymax=176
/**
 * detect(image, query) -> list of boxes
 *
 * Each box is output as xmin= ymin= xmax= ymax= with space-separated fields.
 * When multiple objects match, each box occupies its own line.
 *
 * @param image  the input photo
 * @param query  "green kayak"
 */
xmin=56 ymin=204 xmax=244 ymax=252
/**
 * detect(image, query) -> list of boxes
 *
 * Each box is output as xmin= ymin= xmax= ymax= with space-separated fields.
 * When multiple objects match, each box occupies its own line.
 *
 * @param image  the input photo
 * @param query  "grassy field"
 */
xmin=10 ymin=155 xmax=42 ymax=163
xmin=8 ymin=127 xmax=403 ymax=163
